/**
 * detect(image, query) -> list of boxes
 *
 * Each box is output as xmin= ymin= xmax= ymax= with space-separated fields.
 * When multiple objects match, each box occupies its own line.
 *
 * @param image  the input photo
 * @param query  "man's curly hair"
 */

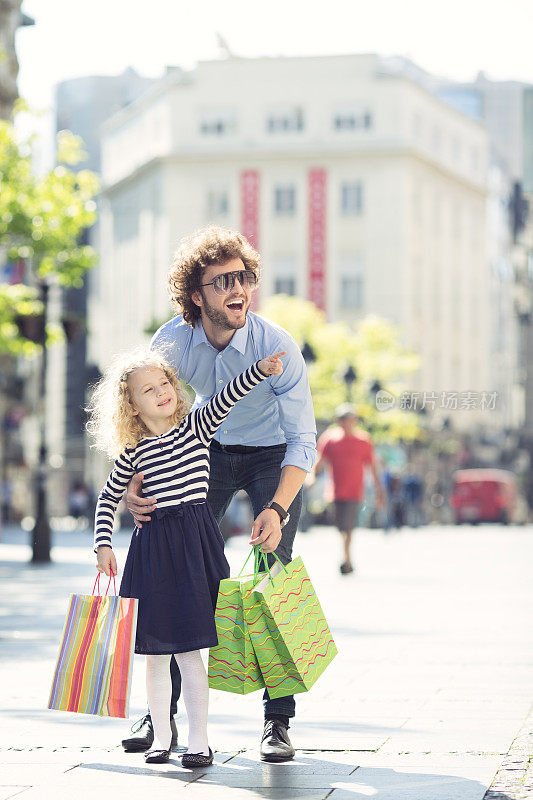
xmin=168 ymin=226 xmax=261 ymax=325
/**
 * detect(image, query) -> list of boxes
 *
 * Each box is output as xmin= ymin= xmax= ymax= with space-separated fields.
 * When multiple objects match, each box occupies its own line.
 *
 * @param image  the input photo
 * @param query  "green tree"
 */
xmin=261 ymin=295 xmax=421 ymax=442
xmin=0 ymin=119 xmax=99 ymax=292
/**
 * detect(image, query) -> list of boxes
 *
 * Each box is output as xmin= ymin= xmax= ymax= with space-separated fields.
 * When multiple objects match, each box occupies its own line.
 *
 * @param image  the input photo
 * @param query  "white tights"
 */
xmin=146 ymin=650 xmax=209 ymax=754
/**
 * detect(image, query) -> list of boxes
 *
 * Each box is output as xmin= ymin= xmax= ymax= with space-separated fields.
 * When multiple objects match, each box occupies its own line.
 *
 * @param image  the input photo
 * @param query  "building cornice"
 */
xmin=101 ymin=144 xmax=487 ymax=198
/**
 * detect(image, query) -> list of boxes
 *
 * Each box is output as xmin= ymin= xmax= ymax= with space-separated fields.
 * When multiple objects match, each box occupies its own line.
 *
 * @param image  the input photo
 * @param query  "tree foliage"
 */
xmin=0 ymin=283 xmax=42 ymax=356
xmin=0 ymin=117 xmax=99 ymax=355
xmin=261 ymin=295 xmax=422 ymax=442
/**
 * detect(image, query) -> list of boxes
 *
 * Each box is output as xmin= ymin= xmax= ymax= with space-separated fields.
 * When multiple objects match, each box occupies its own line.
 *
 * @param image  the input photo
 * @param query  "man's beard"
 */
xmin=201 ymin=294 xmax=248 ymax=331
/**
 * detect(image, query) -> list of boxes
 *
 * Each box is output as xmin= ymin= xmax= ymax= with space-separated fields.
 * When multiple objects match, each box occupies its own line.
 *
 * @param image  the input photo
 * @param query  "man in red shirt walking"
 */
xmin=315 ymin=404 xmax=385 ymax=574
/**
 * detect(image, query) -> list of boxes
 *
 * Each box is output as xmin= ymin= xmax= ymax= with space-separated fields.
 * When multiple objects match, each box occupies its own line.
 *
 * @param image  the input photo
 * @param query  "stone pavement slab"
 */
xmin=324 ymin=755 xmax=506 ymax=799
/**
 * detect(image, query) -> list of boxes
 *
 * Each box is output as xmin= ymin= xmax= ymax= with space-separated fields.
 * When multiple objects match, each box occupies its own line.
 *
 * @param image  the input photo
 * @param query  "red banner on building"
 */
xmin=241 ymin=170 xmax=260 ymax=310
xmin=308 ymin=168 xmax=327 ymax=312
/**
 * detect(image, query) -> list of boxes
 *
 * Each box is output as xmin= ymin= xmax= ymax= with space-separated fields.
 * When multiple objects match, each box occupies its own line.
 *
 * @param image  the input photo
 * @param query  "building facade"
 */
xmin=93 ymin=54 xmax=492 ymax=435
xmin=0 ymin=0 xmax=33 ymax=119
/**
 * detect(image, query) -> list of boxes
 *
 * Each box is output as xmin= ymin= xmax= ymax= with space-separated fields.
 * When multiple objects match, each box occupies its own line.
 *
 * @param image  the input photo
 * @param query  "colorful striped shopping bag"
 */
xmin=48 ymin=573 xmax=138 ymax=718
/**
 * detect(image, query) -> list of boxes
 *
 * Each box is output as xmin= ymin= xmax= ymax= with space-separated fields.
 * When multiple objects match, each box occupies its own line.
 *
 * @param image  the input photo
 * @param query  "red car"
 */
xmin=450 ymin=469 xmax=521 ymax=525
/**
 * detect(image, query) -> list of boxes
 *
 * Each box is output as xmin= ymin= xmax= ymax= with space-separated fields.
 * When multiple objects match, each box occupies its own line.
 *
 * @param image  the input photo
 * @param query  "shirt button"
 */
xmin=219 ymin=379 xmax=223 ymax=383
xmin=223 ymin=430 xmax=228 ymax=434
xmin=218 ymin=354 xmax=222 ymax=359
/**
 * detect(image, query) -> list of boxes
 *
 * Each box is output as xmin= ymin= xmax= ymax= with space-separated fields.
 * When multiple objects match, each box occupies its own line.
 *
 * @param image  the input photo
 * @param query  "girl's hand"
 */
xmin=96 ymin=546 xmax=118 ymax=577
xmin=258 ymin=351 xmax=286 ymax=377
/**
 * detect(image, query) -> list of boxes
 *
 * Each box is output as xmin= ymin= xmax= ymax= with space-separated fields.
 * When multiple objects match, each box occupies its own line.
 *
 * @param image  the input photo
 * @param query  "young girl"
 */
xmin=87 ymin=347 xmax=285 ymax=766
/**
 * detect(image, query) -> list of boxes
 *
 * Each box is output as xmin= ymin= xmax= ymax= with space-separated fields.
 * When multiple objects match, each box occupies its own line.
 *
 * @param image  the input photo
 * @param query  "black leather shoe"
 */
xmin=181 ymin=747 xmax=214 ymax=768
xmin=122 ymin=714 xmax=178 ymax=752
xmin=260 ymin=719 xmax=295 ymax=762
xmin=144 ymin=747 xmax=171 ymax=764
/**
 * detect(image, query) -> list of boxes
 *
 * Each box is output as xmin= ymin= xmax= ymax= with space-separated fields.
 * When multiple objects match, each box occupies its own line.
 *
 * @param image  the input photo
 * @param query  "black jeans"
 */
xmin=164 ymin=442 xmax=301 ymax=720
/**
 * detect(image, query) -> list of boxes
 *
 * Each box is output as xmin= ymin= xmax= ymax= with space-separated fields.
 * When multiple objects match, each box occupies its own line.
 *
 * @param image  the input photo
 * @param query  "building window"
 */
xmin=333 ymin=108 xmax=372 ymax=131
xmin=266 ymin=108 xmax=304 ymax=134
xmin=274 ymin=276 xmax=296 ymax=295
xmin=199 ymin=110 xmax=237 ymax=137
xmin=273 ymin=255 xmax=297 ymax=295
xmin=341 ymin=182 xmax=364 ymax=215
xmin=207 ymin=189 xmax=229 ymax=217
xmin=113 ymin=195 xmax=139 ymax=243
xmin=340 ymin=275 xmax=364 ymax=309
xmin=274 ymin=185 xmax=296 ymax=216
xmin=339 ymin=255 xmax=364 ymax=309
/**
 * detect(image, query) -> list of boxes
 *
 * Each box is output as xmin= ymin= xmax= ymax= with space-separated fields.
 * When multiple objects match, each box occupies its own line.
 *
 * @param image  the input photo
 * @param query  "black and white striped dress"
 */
xmin=95 ymin=362 xmax=267 ymax=655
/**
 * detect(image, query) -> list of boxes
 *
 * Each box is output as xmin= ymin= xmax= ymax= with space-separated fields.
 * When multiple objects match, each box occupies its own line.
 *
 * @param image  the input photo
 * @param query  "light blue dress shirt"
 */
xmin=151 ymin=312 xmax=316 ymax=472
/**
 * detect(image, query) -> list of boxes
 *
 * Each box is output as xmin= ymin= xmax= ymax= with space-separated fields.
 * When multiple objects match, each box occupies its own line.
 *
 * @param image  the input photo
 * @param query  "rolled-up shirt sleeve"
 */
xmin=270 ymin=337 xmax=317 ymax=472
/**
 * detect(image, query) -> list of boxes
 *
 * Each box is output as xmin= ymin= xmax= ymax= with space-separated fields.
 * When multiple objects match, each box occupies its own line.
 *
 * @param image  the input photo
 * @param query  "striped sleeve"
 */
xmin=93 ymin=450 xmax=135 ymax=551
xmin=191 ymin=362 xmax=268 ymax=446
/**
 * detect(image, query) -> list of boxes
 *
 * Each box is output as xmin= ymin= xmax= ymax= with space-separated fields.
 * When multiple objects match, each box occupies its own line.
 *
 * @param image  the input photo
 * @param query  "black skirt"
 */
xmin=119 ymin=501 xmax=230 ymax=655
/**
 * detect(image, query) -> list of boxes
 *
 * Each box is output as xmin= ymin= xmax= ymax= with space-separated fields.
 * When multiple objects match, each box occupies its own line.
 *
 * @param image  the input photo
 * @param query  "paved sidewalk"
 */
xmin=0 ymin=522 xmax=532 ymax=799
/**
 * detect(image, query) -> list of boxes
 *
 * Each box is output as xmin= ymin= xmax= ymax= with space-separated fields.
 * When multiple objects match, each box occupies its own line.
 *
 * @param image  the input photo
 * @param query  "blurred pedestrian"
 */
xmin=383 ymin=471 xmax=404 ymax=531
xmin=1 ymin=479 xmax=12 ymax=524
xmin=314 ymin=404 xmax=385 ymax=574
xmin=402 ymin=470 xmax=425 ymax=527
xmin=68 ymin=482 xmax=90 ymax=519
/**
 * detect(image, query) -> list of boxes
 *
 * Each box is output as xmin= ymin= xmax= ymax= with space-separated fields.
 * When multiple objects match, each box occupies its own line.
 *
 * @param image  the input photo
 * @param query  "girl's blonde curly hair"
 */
xmin=168 ymin=226 xmax=261 ymax=325
xmin=86 ymin=348 xmax=191 ymax=459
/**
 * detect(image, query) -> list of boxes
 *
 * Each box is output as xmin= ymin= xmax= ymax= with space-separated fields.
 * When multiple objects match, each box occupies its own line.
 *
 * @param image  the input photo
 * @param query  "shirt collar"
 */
xmin=192 ymin=317 xmax=250 ymax=354
xmin=228 ymin=317 xmax=249 ymax=354
xmin=192 ymin=321 xmax=209 ymax=348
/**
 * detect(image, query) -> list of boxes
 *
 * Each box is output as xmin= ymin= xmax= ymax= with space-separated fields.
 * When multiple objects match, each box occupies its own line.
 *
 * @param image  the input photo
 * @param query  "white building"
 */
xmin=92 ymin=54 xmax=493 ymax=428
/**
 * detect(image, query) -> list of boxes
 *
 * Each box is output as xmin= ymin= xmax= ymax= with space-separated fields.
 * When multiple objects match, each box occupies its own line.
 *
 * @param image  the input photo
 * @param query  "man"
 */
xmin=315 ymin=404 xmax=384 ymax=574
xmin=122 ymin=226 xmax=316 ymax=762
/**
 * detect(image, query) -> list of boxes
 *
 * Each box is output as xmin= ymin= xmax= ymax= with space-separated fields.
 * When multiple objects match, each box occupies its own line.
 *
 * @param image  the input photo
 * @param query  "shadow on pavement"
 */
xmin=75 ymin=752 xmax=508 ymax=799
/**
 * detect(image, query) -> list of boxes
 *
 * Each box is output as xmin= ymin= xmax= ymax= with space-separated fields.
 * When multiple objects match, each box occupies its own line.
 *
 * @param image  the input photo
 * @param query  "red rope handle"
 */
xmin=106 ymin=568 xmax=117 ymax=596
xmin=92 ymin=569 xmax=117 ymax=596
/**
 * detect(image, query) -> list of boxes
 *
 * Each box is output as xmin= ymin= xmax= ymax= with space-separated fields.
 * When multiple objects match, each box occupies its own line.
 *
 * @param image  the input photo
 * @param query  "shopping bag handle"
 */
xmin=92 ymin=569 xmax=117 ymax=597
xmin=255 ymin=547 xmax=287 ymax=586
xmin=237 ymin=546 xmax=256 ymax=577
xmin=238 ymin=545 xmax=288 ymax=585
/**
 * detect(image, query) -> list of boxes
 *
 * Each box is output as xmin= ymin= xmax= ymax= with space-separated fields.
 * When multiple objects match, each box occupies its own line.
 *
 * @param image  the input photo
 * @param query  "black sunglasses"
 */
xmin=201 ymin=269 xmax=258 ymax=296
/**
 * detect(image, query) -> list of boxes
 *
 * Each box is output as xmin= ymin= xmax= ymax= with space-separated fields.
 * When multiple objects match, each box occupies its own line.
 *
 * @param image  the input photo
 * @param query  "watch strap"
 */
xmin=263 ymin=501 xmax=289 ymax=521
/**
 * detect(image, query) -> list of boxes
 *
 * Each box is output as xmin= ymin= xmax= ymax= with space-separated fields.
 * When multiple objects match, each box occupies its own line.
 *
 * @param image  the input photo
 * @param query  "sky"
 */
xmin=16 ymin=0 xmax=533 ymax=114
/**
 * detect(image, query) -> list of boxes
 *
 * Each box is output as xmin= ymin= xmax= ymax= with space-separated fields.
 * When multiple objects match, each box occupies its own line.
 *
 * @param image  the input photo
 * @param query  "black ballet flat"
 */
xmin=144 ymin=747 xmax=171 ymax=764
xmin=181 ymin=747 xmax=214 ymax=768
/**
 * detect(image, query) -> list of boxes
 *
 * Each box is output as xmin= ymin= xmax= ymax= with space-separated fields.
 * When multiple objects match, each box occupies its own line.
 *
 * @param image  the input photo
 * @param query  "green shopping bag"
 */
xmin=208 ymin=548 xmax=267 ymax=694
xmin=243 ymin=548 xmax=338 ymax=699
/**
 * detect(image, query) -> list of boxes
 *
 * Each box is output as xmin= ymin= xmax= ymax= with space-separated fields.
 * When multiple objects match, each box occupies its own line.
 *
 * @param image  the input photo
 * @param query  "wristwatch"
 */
xmin=263 ymin=501 xmax=290 ymax=528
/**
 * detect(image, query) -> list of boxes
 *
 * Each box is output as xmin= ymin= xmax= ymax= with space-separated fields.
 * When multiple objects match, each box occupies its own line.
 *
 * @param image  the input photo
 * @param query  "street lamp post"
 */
xmin=343 ymin=364 xmax=357 ymax=401
xmin=31 ymin=281 xmax=50 ymax=563
xmin=370 ymin=379 xmax=382 ymax=398
xmin=301 ymin=341 xmax=316 ymax=366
